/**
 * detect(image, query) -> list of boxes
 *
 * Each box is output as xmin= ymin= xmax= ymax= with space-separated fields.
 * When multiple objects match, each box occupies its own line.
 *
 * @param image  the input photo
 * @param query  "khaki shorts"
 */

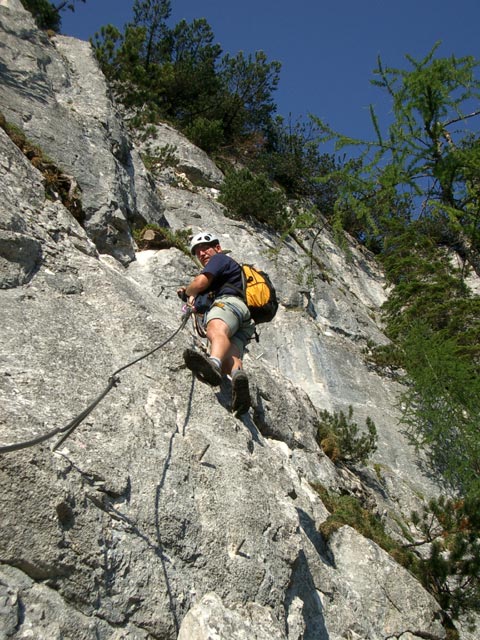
xmin=205 ymin=295 xmax=256 ymax=356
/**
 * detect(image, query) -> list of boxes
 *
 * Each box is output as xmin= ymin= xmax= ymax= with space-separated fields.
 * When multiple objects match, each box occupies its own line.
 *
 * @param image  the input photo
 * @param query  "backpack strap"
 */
xmin=217 ymin=260 xmax=246 ymax=301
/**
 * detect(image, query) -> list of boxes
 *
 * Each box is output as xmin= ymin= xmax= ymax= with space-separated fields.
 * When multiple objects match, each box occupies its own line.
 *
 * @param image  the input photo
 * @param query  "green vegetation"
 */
xmin=400 ymin=322 xmax=480 ymax=497
xmin=218 ymin=169 xmax=288 ymax=230
xmin=411 ymin=495 xmax=480 ymax=628
xmin=20 ymin=0 xmax=85 ymax=31
xmin=312 ymin=45 xmax=480 ymax=502
xmin=316 ymin=406 xmax=377 ymax=465
xmin=313 ymin=43 xmax=480 ymax=260
xmin=20 ymin=0 xmax=61 ymax=29
xmin=314 ymin=484 xmax=418 ymax=571
xmin=132 ymin=224 xmax=191 ymax=255
xmin=140 ymin=143 xmax=179 ymax=175
xmin=314 ymin=484 xmax=479 ymax=633
xmin=88 ymin=0 xmax=340 ymax=231
xmin=91 ymin=1 xmax=281 ymax=150
xmin=254 ymin=115 xmax=341 ymax=211
xmin=184 ymin=117 xmax=224 ymax=154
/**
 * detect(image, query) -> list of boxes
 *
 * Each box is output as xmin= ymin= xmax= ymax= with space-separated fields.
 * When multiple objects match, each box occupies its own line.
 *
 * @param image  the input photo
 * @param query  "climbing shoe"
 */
xmin=183 ymin=348 xmax=223 ymax=386
xmin=231 ymin=370 xmax=251 ymax=416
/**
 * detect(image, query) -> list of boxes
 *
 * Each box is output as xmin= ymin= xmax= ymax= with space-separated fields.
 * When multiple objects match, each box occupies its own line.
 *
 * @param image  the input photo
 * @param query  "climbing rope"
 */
xmin=0 ymin=308 xmax=193 ymax=454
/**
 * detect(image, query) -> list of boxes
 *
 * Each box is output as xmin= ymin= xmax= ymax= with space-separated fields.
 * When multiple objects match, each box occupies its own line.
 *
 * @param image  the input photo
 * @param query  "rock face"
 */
xmin=0 ymin=0 xmax=166 ymax=264
xmin=0 ymin=3 xmax=468 ymax=639
xmin=136 ymin=122 xmax=225 ymax=188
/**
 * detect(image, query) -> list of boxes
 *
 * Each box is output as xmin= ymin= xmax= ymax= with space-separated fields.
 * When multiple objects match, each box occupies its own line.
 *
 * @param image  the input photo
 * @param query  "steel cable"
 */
xmin=0 ymin=309 xmax=192 ymax=454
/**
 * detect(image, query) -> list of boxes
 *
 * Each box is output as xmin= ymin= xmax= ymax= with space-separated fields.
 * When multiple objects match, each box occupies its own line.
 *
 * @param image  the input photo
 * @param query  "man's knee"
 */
xmin=206 ymin=318 xmax=230 ymax=340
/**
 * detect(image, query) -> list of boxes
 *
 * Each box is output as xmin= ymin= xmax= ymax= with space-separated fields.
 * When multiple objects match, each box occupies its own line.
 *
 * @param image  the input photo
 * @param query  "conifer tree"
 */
xmin=218 ymin=51 xmax=281 ymax=141
xmin=132 ymin=0 xmax=171 ymax=69
xmin=313 ymin=43 xmax=480 ymax=270
xmin=91 ymin=2 xmax=281 ymax=145
xmin=410 ymin=495 xmax=480 ymax=627
xmin=20 ymin=0 xmax=85 ymax=31
xmin=314 ymin=46 xmax=480 ymax=513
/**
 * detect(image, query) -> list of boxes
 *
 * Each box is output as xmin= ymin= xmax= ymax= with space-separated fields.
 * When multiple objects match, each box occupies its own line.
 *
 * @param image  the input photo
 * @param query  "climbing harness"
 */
xmin=0 ymin=308 xmax=193 ymax=455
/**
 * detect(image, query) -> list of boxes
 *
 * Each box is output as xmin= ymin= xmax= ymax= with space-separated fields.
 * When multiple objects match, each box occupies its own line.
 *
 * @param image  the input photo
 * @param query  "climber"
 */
xmin=177 ymin=231 xmax=255 ymax=415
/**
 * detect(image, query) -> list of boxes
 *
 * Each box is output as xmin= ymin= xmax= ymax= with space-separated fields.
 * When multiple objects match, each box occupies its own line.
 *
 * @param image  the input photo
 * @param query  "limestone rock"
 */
xmin=177 ymin=592 xmax=287 ymax=640
xmin=0 ymin=3 xmax=467 ymax=640
xmin=0 ymin=1 xmax=167 ymax=264
xmin=136 ymin=122 xmax=225 ymax=188
xmin=317 ymin=525 xmax=444 ymax=639
xmin=0 ymin=229 xmax=41 ymax=288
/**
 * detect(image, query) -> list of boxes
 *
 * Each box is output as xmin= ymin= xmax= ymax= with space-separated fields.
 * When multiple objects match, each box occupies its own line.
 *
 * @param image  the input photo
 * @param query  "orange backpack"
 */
xmin=239 ymin=264 xmax=278 ymax=324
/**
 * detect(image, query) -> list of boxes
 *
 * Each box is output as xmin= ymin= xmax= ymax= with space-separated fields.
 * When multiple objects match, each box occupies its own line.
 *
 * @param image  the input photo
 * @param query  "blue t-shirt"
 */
xmin=201 ymin=253 xmax=243 ymax=297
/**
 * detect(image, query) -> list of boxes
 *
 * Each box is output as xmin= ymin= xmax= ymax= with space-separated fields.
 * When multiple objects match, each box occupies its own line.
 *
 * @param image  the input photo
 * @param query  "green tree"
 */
xmin=92 ymin=23 xmax=163 ymax=119
xmin=20 ymin=0 xmax=85 ymax=31
xmin=410 ymin=495 xmax=480 ymax=628
xmin=90 ymin=24 xmax=124 ymax=82
xmin=254 ymin=115 xmax=339 ymax=209
xmin=218 ymin=168 xmax=288 ymax=230
xmin=217 ymin=51 xmax=281 ymax=143
xmin=132 ymin=0 xmax=171 ymax=69
xmin=371 ymin=45 xmax=480 ymax=273
xmin=315 ymin=46 xmax=480 ymax=509
xmin=400 ymin=322 xmax=480 ymax=497
xmin=156 ymin=18 xmax=222 ymax=125
xmin=313 ymin=44 xmax=480 ymax=268
xmin=91 ymin=3 xmax=281 ymax=146
xmin=381 ymin=222 xmax=480 ymax=348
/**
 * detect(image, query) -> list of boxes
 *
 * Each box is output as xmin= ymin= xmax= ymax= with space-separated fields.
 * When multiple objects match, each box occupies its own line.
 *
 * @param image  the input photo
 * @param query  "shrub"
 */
xmin=133 ymin=225 xmax=191 ymax=255
xmin=409 ymin=495 xmax=480 ymax=630
xmin=141 ymin=144 xmax=179 ymax=176
xmin=218 ymin=168 xmax=288 ymax=230
xmin=313 ymin=488 xmax=480 ymax=632
xmin=20 ymin=0 xmax=60 ymax=31
xmin=313 ymin=484 xmax=419 ymax=572
xmin=184 ymin=117 xmax=224 ymax=153
xmin=254 ymin=115 xmax=340 ymax=211
xmin=316 ymin=406 xmax=377 ymax=465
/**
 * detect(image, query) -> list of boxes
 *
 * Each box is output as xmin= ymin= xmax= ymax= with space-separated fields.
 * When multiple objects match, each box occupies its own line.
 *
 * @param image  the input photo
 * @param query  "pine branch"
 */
xmin=444 ymin=109 xmax=480 ymax=128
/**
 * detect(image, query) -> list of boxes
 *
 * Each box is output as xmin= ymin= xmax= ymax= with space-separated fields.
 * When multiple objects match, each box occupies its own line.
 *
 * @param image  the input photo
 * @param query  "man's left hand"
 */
xmin=177 ymin=287 xmax=188 ymax=302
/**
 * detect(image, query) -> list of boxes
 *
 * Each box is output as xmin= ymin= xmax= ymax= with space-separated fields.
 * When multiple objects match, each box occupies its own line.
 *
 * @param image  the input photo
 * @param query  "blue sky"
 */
xmin=61 ymin=0 xmax=480 ymax=151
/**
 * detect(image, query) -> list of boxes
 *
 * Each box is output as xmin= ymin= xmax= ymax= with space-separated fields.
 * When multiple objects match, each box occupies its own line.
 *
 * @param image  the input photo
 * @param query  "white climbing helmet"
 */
xmin=189 ymin=231 xmax=219 ymax=255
